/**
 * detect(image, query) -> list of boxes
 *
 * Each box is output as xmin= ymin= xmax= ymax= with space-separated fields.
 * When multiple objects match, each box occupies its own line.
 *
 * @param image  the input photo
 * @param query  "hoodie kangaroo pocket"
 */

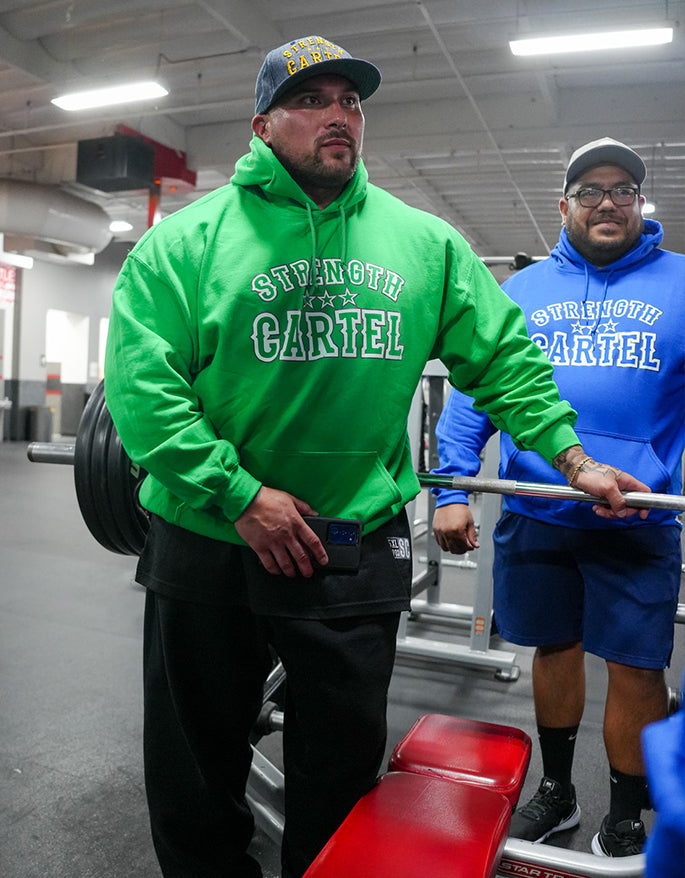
xmin=571 ymin=428 xmax=671 ymax=493
xmin=241 ymin=447 xmax=404 ymax=523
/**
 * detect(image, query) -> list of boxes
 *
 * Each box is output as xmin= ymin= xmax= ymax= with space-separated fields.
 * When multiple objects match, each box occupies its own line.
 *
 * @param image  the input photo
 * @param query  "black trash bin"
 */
xmin=27 ymin=406 xmax=53 ymax=442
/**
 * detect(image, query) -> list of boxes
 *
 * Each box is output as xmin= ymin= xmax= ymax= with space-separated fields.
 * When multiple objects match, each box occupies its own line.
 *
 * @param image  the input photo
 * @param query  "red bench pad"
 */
xmin=388 ymin=714 xmax=531 ymax=807
xmin=303 ymin=771 xmax=511 ymax=878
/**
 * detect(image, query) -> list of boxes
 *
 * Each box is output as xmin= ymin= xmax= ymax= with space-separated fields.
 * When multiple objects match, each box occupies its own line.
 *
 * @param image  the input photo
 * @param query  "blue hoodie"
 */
xmin=433 ymin=219 xmax=685 ymax=529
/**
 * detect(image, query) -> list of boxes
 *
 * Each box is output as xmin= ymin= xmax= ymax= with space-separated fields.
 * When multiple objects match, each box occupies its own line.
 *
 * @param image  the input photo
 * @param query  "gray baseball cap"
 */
xmin=255 ymin=35 xmax=381 ymax=114
xmin=563 ymin=137 xmax=646 ymax=192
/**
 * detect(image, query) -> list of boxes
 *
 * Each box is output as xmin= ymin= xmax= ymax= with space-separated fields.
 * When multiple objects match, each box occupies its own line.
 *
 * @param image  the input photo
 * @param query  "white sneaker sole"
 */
xmin=591 ymin=833 xmax=607 ymax=857
xmin=591 ymin=824 xmax=646 ymax=857
xmin=531 ymin=804 xmax=582 ymax=843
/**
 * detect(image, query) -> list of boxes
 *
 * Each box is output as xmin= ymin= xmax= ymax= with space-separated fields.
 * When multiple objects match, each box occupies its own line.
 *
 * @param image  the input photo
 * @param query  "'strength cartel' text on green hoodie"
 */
xmin=105 ymin=135 xmax=579 ymax=544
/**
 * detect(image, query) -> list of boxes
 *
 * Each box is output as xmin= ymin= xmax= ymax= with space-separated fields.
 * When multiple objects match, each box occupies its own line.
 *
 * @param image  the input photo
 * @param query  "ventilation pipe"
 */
xmin=0 ymin=180 xmax=112 ymax=259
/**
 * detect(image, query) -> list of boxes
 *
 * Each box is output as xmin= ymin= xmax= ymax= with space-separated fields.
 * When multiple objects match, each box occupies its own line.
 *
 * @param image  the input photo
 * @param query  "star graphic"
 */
xmin=318 ymin=291 xmax=337 ymax=309
xmin=339 ymin=288 xmax=359 ymax=307
xmin=570 ymin=321 xmax=586 ymax=334
xmin=598 ymin=319 xmax=618 ymax=333
xmin=303 ymin=294 xmax=317 ymax=309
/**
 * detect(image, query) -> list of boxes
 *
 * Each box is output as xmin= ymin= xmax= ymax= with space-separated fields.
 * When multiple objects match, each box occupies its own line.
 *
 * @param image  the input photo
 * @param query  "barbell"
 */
xmin=419 ymin=473 xmax=685 ymax=513
xmin=27 ymin=380 xmax=685 ymax=556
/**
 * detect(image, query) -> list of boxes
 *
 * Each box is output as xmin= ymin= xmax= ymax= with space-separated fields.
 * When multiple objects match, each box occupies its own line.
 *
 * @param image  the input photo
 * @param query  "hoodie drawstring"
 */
xmin=593 ymin=273 xmax=612 ymax=338
xmin=306 ymin=203 xmax=317 ymax=295
xmin=581 ymin=262 xmax=613 ymax=339
xmin=304 ymin=203 xmax=348 ymax=296
xmin=338 ymin=204 xmax=347 ymax=267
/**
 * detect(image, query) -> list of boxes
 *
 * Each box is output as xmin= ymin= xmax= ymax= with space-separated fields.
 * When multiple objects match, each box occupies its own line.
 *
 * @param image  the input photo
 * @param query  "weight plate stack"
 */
xmin=74 ymin=381 xmax=149 ymax=555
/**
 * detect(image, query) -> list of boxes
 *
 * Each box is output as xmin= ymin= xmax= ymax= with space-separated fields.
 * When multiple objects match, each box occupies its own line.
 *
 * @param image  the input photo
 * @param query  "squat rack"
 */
xmin=399 ymin=366 xmax=685 ymax=682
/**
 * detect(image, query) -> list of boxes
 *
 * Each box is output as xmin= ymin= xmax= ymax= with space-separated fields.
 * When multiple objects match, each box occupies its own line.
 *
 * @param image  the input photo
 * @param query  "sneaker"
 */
xmin=591 ymin=816 xmax=646 ymax=857
xmin=509 ymin=777 xmax=581 ymax=842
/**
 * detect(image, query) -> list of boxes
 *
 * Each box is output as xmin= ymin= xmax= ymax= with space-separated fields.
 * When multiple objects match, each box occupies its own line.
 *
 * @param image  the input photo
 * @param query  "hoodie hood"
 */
xmin=231 ymin=134 xmax=368 ymax=212
xmin=551 ymin=218 xmax=664 ymax=274
xmin=231 ymin=135 xmax=368 ymax=292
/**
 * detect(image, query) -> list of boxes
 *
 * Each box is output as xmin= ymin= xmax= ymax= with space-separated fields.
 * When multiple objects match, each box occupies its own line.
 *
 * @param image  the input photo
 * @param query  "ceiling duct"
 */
xmin=0 ymin=180 xmax=112 ymax=260
xmin=76 ymin=132 xmax=156 ymax=193
xmin=76 ymin=129 xmax=197 ymax=197
xmin=116 ymin=126 xmax=198 ymax=195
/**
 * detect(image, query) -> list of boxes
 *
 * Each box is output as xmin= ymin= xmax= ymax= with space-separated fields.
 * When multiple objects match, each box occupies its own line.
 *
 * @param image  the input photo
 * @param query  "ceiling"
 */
xmin=0 ymin=0 xmax=683 ymax=275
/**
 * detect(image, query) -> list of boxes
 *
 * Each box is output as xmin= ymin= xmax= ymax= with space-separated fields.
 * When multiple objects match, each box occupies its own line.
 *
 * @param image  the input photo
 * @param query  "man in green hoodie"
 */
xmin=104 ymin=34 xmax=649 ymax=878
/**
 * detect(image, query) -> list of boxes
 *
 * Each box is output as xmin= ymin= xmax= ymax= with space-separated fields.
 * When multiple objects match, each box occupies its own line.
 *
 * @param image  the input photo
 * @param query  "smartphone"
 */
xmin=303 ymin=516 xmax=362 ymax=571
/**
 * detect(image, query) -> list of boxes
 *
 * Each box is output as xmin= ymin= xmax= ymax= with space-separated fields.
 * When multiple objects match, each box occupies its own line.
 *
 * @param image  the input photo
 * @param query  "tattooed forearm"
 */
xmin=552 ymin=444 xmax=586 ymax=479
xmin=553 ymin=445 xmax=621 ymax=488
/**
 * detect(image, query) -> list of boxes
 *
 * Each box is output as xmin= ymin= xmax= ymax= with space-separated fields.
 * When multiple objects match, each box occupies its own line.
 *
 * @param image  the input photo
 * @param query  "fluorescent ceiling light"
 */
xmin=52 ymin=81 xmax=168 ymax=111
xmin=510 ymin=27 xmax=673 ymax=56
xmin=109 ymin=220 xmax=133 ymax=233
xmin=643 ymin=201 xmax=656 ymax=215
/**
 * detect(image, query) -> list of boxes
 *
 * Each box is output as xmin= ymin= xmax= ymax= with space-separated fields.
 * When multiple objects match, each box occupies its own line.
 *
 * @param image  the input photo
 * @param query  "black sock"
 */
xmin=538 ymin=724 xmax=579 ymax=796
xmin=608 ymin=766 xmax=649 ymax=825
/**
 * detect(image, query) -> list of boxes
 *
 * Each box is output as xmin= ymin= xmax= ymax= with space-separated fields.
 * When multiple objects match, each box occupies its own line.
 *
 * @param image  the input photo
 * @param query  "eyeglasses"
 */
xmin=566 ymin=186 xmax=640 ymax=208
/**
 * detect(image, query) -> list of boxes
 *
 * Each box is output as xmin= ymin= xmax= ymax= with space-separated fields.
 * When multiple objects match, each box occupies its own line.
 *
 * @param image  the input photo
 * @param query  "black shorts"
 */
xmin=136 ymin=510 xmax=413 ymax=619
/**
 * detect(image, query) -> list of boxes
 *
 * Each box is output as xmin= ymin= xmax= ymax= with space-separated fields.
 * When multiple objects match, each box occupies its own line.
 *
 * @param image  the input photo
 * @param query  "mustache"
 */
xmin=318 ymin=130 xmax=355 ymax=148
xmin=591 ymin=210 xmax=625 ymax=224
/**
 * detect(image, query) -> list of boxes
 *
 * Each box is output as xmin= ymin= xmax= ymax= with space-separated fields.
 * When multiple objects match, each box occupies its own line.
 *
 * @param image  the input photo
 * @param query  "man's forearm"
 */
xmin=553 ymin=444 xmax=585 ymax=477
xmin=553 ymin=444 xmax=593 ymax=486
xmin=553 ymin=444 xmax=636 ymax=499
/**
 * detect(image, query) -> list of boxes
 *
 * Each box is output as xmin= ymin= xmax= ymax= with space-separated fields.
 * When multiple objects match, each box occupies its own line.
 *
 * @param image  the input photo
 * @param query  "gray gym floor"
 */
xmin=2 ymin=440 xmax=683 ymax=877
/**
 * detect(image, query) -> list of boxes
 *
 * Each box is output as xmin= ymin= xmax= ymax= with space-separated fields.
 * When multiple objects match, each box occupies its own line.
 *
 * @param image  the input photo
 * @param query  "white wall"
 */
xmin=45 ymin=309 xmax=90 ymax=383
xmin=17 ymin=243 xmax=131 ymax=385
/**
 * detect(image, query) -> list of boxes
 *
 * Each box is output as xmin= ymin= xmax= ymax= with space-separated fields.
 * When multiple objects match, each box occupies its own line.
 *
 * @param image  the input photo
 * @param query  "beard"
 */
xmin=565 ymin=213 xmax=644 ymax=267
xmin=567 ymin=230 xmax=631 ymax=266
xmin=276 ymin=136 xmax=361 ymax=196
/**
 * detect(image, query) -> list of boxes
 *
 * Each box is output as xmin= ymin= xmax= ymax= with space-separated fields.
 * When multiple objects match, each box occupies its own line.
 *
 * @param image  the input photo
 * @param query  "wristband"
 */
xmin=568 ymin=455 xmax=593 ymax=488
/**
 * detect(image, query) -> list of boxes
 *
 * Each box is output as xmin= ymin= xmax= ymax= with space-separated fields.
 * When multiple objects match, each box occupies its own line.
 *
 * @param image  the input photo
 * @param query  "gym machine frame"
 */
xmin=400 ymin=370 xmax=520 ymax=680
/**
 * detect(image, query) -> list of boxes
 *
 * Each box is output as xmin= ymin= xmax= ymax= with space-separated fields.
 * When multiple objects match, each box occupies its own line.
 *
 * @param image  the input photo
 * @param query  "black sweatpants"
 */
xmin=143 ymin=590 xmax=400 ymax=878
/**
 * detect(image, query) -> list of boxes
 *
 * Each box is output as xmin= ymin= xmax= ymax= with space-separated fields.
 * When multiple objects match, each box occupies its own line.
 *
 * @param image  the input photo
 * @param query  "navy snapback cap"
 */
xmin=255 ymin=35 xmax=381 ymax=114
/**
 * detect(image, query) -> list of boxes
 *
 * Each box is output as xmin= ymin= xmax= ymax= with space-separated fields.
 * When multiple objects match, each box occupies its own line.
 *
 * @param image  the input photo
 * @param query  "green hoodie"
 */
xmin=105 ymin=135 xmax=578 ymax=544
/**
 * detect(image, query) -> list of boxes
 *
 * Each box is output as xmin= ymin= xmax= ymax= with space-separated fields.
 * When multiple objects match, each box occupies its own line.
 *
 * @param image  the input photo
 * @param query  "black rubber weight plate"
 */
xmin=74 ymin=381 xmax=149 ymax=555
xmin=74 ymin=381 xmax=114 ymax=551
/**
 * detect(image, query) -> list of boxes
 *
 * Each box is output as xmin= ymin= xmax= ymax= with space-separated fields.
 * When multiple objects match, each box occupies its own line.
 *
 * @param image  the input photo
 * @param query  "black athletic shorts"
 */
xmin=136 ymin=510 xmax=413 ymax=619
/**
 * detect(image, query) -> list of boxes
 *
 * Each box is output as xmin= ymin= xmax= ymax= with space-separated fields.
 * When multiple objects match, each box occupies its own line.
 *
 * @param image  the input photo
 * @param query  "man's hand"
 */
xmin=235 ymin=486 xmax=329 ymax=577
xmin=432 ymin=504 xmax=480 ymax=554
xmin=553 ymin=444 xmax=651 ymax=520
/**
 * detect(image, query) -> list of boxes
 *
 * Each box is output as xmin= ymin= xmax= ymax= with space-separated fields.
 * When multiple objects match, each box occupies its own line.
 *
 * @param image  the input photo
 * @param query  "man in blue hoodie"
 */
xmin=431 ymin=137 xmax=684 ymax=857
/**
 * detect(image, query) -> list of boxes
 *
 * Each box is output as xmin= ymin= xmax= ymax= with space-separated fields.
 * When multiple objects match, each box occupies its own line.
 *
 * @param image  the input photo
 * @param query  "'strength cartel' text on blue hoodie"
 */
xmin=434 ymin=219 xmax=685 ymax=529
